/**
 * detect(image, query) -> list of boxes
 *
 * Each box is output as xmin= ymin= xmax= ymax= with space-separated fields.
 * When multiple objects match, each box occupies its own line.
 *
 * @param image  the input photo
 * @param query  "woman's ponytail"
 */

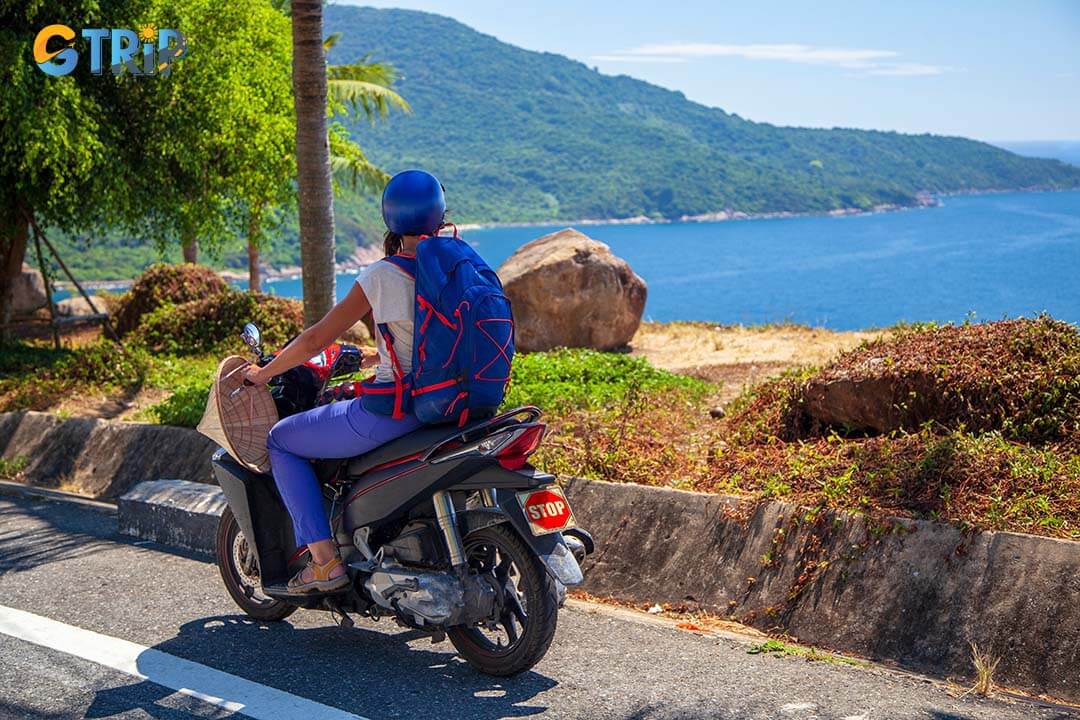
xmin=383 ymin=230 xmax=403 ymax=257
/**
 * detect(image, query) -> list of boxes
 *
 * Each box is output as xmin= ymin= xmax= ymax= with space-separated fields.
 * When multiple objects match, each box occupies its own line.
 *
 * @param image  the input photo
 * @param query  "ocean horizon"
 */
xmin=258 ymin=188 xmax=1080 ymax=331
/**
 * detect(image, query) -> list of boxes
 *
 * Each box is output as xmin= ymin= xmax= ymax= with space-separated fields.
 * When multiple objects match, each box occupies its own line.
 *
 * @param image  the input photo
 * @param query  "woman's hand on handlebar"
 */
xmin=360 ymin=347 xmax=380 ymax=369
xmin=242 ymin=363 xmax=271 ymax=387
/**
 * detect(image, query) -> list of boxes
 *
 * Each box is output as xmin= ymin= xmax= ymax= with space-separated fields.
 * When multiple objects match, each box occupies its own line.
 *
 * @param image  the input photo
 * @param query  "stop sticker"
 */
xmin=517 ymin=486 xmax=577 ymax=535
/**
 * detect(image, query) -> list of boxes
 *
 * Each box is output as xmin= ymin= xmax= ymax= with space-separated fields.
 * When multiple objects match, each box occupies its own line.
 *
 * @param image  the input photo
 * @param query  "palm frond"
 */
xmin=328 ymin=127 xmax=389 ymax=194
xmin=327 ymin=79 xmax=410 ymax=122
xmin=327 ymin=59 xmax=399 ymax=86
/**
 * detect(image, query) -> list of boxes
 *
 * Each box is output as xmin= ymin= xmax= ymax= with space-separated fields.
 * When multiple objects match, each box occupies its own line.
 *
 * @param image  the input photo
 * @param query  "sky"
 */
xmin=340 ymin=0 xmax=1079 ymax=141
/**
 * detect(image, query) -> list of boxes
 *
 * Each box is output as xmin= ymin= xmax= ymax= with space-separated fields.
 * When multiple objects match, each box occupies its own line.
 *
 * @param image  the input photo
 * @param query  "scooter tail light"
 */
xmin=497 ymin=424 xmax=546 ymax=470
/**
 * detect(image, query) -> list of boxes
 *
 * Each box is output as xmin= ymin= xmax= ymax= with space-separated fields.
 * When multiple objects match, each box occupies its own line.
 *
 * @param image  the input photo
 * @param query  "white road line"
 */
xmin=0 ymin=604 xmax=369 ymax=720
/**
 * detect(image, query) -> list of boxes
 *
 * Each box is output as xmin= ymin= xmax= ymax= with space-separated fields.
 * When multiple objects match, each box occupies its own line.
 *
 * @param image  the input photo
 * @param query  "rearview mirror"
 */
xmin=241 ymin=323 xmax=262 ymax=353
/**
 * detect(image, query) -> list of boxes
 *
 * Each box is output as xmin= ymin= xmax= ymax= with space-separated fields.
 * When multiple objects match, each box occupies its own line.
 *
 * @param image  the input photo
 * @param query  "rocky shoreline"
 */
xmin=458 ymin=192 xmax=941 ymax=232
xmin=459 ymin=184 xmax=1079 ymax=233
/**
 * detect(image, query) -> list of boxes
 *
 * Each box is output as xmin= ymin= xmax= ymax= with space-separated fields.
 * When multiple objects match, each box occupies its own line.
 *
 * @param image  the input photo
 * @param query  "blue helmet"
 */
xmin=381 ymin=169 xmax=446 ymax=236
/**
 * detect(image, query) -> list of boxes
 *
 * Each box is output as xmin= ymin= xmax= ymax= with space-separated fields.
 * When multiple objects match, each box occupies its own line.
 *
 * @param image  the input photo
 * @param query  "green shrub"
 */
xmin=503 ymin=348 xmax=711 ymax=412
xmin=135 ymin=290 xmax=303 ymax=355
xmin=0 ymin=455 xmax=28 ymax=479
xmin=113 ymin=263 xmax=228 ymax=335
xmin=62 ymin=341 xmax=152 ymax=386
xmin=148 ymin=381 xmax=211 ymax=427
xmin=144 ymin=354 xmax=220 ymax=390
xmin=0 ymin=343 xmax=64 ymax=378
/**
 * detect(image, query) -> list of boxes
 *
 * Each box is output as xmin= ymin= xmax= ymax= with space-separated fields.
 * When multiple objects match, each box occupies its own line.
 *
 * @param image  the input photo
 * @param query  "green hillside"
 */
xmin=329 ymin=6 xmax=1080 ymax=223
xmin=56 ymin=6 xmax=1080 ymax=280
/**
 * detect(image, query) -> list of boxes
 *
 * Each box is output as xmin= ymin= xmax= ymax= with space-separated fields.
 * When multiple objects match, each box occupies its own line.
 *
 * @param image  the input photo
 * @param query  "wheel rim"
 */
xmin=462 ymin=536 xmax=531 ymax=654
xmin=230 ymin=528 xmax=276 ymax=606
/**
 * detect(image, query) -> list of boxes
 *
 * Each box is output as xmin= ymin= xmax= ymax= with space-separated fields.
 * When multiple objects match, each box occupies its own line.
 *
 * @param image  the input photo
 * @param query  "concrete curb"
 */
xmin=117 ymin=479 xmax=226 ymax=556
xmin=0 ymin=478 xmax=116 ymax=513
xmin=0 ymin=411 xmax=218 ymax=499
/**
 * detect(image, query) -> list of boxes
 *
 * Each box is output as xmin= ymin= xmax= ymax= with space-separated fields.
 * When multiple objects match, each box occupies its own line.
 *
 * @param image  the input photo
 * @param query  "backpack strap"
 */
xmin=418 ymin=223 xmax=460 ymax=241
xmin=383 ymin=254 xmax=416 ymax=278
xmin=377 ymin=322 xmax=407 ymax=420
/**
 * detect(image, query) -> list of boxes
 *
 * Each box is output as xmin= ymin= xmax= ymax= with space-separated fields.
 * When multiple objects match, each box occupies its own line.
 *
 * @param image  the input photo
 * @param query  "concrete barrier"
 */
xmin=118 ymin=479 xmax=226 ymax=556
xmin=561 ymin=477 xmax=1080 ymax=703
xmin=0 ymin=411 xmax=217 ymax=499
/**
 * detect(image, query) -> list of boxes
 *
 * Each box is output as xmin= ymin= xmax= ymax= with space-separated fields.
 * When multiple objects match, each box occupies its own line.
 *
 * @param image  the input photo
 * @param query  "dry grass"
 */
xmin=811 ymin=317 xmax=1080 ymax=443
xmin=539 ymin=318 xmax=1080 ymax=540
xmin=966 ymin=641 xmax=1001 ymax=697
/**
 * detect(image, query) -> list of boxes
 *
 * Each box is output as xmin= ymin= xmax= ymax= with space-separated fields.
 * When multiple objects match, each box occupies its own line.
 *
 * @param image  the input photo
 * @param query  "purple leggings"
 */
xmin=267 ymin=399 xmax=422 ymax=546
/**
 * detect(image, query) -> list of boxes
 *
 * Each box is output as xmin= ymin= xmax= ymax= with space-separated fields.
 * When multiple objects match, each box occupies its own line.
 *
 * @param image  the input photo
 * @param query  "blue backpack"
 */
xmin=359 ymin=229 xmax=515 ymax=425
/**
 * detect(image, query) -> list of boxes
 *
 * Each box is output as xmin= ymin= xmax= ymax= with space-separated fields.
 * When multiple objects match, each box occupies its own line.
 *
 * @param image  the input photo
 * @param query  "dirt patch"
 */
xmin=630 ymin=322 xmax=879 ymax=404
xmin=676 ymin=361 xmax=792 ymax=404
xmin=47 ymin=386 xmax=172 ymax=421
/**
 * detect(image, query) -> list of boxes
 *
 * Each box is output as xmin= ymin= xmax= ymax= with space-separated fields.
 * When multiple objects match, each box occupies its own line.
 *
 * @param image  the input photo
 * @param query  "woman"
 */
xmin=242 ymin=169 xmax=445 ymax=593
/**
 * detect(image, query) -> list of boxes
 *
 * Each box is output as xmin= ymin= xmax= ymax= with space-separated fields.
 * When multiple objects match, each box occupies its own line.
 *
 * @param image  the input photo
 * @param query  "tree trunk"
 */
xmin=0 ymin=200 xmax=29 ymax=340
xmin=292 ymin=0 xmax=336 ymax=327
xmin=182 ymin=236 xmax=198 ymax=263
xmin=247 ymin=240 xmax=261 ymax=293
xmin=247 ymin=202 xmax=264 ymax=293
xmin=248 ymin=255 xmax=261 ymax=299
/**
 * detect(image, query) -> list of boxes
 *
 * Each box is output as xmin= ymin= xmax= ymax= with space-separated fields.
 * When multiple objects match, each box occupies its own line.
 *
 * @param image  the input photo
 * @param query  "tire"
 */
xmin=216 ymin=506 xmax=296 ymax=622
xmin=448 ymin=524 xmax=559 ymax=676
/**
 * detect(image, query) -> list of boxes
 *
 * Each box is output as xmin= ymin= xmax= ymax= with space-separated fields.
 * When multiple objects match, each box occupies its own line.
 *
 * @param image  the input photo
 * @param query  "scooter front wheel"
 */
xmin=216 ymin=506 xmax=296 ymax=622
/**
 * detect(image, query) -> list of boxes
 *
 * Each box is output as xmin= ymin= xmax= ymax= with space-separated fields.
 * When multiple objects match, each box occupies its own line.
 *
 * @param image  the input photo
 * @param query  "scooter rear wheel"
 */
xmin=448 ymin=524 xmax=558 ymax=676
xmin=216 ymin=506 xmax=296 ymax=622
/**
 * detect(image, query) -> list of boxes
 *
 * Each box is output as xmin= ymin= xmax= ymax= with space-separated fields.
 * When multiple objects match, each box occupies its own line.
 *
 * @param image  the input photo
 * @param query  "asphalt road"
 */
xmin=0 ymin=494 xmax=1074 ymax=720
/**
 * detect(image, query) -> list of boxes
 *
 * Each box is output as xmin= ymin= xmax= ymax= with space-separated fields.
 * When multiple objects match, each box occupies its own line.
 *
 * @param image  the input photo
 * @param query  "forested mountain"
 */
xmin=329 ymin=6 xmax=1080 ymax=224
xmin=59 ymin=5 xmax=1080 ymax=280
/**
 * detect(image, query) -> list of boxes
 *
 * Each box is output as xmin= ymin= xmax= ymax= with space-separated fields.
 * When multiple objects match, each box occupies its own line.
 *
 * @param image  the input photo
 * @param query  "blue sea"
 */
xmin=264 ymin=190 xmax=1080 ymax=330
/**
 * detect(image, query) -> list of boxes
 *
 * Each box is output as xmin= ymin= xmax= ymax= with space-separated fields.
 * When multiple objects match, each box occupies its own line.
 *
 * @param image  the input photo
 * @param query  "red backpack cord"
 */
xmin=378 ymin=323 xmax=407 ymax=420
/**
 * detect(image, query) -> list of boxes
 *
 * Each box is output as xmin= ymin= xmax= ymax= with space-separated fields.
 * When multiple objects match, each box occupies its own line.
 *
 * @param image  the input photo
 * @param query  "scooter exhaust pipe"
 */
xmin=432 ymin=490 xmax=468 ymax=569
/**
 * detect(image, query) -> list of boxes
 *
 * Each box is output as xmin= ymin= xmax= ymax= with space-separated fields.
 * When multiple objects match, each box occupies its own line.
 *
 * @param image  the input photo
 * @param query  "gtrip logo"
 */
xmin=33 ymin=24 xmax=186 ymax=77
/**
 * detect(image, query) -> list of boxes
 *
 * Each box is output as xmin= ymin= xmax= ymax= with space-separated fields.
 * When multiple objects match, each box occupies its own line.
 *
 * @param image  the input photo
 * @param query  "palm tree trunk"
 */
xmin=292 ymin=0 xmax=336 ymax=327
xmin=0 ymin=200 xmax=29 ymax=340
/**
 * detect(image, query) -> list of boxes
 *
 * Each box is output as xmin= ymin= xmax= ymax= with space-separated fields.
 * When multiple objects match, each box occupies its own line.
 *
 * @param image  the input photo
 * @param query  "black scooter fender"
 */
xmin=490 ymin=488 xmax=584 ymax=587
xmin=211 ymin=448 xmax=297 ymax=586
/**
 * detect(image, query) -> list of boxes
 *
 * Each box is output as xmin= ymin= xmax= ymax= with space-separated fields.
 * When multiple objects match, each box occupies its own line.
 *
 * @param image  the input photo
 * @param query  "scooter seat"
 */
xmin=345 ymin=417 xmax=492 ymax=477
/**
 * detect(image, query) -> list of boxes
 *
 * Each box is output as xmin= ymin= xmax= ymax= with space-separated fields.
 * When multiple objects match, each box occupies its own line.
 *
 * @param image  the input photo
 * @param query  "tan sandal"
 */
xmin=286 ymin=556 xmax=349 ymax=593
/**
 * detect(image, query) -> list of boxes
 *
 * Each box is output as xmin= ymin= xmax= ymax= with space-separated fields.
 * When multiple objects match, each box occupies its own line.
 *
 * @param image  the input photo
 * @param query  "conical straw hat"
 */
xmin=197 ymin=355 xmax=279 ymax=474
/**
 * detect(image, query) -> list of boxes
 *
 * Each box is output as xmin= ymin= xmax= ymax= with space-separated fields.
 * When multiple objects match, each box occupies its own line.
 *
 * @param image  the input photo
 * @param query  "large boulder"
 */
xmin=12 ymin=263 xmax=47 ymax=315
xmin=497 ymin=228 xmax=647 ymax=352
xmin=56 ymin=294 xmax=106 ymax=317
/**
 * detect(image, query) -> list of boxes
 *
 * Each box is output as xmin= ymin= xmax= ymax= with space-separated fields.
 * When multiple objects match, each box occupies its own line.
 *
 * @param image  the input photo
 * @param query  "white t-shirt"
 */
xmin=356 ymin=257 xmax=415 ymax=383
